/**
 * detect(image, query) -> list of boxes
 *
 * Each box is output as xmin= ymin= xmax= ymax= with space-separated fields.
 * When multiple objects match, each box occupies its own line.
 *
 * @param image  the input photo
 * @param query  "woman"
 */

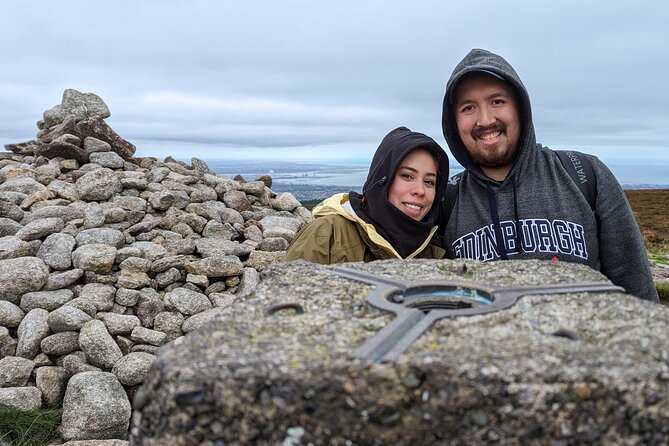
xmin=286 ymin=126 xmax=449 ymax=264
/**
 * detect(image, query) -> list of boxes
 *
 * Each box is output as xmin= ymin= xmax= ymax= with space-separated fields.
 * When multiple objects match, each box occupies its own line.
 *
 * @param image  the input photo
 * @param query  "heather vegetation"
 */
xmin=625 ymin=190 xmax=669 ymax=255
xmin=626 ymin=190 xmax=669 ymax=304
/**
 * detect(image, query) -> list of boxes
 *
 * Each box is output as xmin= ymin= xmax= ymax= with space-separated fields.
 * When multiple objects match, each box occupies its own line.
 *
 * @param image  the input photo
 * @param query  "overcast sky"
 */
xmin=1 ymin=0 xmax=668 ymax=166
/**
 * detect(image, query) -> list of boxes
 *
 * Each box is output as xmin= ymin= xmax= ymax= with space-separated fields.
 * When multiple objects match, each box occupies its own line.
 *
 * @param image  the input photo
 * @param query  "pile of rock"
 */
xmin=0 ymin=90 xmax=312 ymax=443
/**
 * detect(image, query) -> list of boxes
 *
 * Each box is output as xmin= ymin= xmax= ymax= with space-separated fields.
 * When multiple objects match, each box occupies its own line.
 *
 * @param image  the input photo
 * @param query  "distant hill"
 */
xmin=271 ymin=183 xmax=359 ymax=202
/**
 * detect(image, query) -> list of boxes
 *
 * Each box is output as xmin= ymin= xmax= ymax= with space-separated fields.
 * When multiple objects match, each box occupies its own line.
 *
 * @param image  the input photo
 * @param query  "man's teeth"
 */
xmin=405 ymin=203 xmax=421 ymax=210
xmin=480 ymin=131 xmax=501 ymax=140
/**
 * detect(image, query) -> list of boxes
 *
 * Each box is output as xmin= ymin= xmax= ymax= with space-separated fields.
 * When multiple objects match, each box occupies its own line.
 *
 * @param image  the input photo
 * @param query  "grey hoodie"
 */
xmin=441 ymin=49 xmax=658 ymax=302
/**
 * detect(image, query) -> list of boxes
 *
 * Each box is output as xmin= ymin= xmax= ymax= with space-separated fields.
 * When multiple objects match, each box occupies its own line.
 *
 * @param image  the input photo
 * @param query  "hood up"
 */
xmin=349 ymin=126 xmax=449 ymax=258
xmin=442 ymin=48 xmax=536 ymax=182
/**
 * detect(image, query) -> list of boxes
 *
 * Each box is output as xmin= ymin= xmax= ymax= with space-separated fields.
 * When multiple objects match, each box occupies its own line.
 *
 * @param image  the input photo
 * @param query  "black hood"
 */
xmin=442 ymin=48 xmax=536 ymax=182
xmin=349 ymin=126 xmax=449 ymax=257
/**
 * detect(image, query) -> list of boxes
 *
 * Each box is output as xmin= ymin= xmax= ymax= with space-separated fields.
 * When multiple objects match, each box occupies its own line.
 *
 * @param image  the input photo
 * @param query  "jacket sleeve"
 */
xmin=591 ymin=156 xmax=659 ymax=302
xmin=285 ymin=218 xmax=335 ymax=264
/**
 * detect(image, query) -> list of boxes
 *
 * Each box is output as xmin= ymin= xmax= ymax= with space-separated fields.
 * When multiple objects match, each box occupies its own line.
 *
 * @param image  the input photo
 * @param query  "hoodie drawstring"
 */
xmin=485 ymin=183 xmax=508 ymax=260
xmin=486 ymin=179 xmax=523 ymax=260
xmin=510 ymin=177 xmax=523 ymax=254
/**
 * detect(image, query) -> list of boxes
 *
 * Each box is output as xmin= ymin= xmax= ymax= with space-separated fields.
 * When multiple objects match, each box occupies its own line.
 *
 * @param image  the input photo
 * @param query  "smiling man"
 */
xmin=437 ymin=48 xmax=658 ymax=302
xmin=451 ymin=72 xmax=522 ymax=181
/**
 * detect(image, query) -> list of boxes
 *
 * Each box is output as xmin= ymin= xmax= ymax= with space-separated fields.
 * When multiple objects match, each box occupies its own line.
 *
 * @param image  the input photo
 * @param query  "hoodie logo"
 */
xmin=451 ymin=218 xmax=588 ymax=261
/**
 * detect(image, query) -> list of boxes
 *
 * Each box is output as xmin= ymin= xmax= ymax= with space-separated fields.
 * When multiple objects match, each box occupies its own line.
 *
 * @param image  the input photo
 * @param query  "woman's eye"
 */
xmin=424 ymin=179 xmax=435 ymax=187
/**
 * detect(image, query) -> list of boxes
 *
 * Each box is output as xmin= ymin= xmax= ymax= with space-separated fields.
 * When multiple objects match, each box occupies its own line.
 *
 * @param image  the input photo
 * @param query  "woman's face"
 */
xmin=387 ymin=148 xmax=438 ymax=221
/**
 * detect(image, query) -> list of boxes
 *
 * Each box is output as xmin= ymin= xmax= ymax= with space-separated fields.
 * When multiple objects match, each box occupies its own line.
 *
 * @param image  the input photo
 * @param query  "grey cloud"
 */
xmin=1 ymin=0 xmax=668 ymax=163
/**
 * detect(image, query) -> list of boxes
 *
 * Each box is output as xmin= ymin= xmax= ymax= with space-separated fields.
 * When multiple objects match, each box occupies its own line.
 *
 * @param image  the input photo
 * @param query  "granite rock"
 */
xmin=0 ymin=386 xmax=42 ymax=411
xmin=131 ymin=259 xmax=669 ymax=445
xmin=15 ymin=216 xmax=65 ymax=241
xmin=43 ymin=269 xmax=85 ymax=291
xmin=111 ymin=352 xmax=156 ymax=387
xmin=83 ymin=136 xmax=112 ymax=155
xmin=40 ymin=331 xmax=80 ymax=356
xmin=0 ymin=257 xmax=49 ymax=303
xmin=20 ymin=289 xmax=74 ymax=312
xmin=35 ymin=365 xmax=71 ymax=406
xmin=79 ymin=283 xmax=117 ymax=312
xmin=0 ymin=201 xmax=24 ymax=221
xmin=48 ymin=306 xmax=93 ymax=332
xmin=0 ymin=217 xmax=22 ymax=237
xmin=43 ymin=89 xmax=111 ymax=128
xmin=60 ymin=371 xmax=131 ymax=441
xmin=130 ymin=327 xmax=167 ymax=347
xmin=0 ymin=236 xmax=34 ymax=260
xmin=76 ymin=168 xmax=123 ymax=201
xmin=101 ymin=313 xmax=141 ymax=336
xmin=0 ymin=356 xmax=34 ymax=387
xmin=72 ymin=244 xmax=117 ymax=273
xmin=271 ymin=192 xmax=301 ymax=212
xmin=185 ymin=255 xmax=244 ymax=277
xmin=165 ymin=287 xmax=212 ymax=315
xmin=0 ymin=300 xmax=25 ymax=328
xmin=37 ymin=232 xmax=76 ymax=269
xmin=90 ymin=151 xmax=125 ymax=169
xmin=79 ymin=320 xmax=123 ymax=370
xmin=16 ymin=308 xmax=50 ymax=359
xmin=0 ymin=176 xmax=46 ymax=195
xmin=76 ymin=228 xmax=126 ymax=249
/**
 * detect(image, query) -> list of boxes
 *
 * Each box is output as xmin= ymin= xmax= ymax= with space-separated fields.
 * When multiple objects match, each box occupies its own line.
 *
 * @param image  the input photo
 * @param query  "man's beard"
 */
xmin=468 ymin=124 xmax=519 ymax=168
xmin=470 ymin=144 xmax=518 ymax=168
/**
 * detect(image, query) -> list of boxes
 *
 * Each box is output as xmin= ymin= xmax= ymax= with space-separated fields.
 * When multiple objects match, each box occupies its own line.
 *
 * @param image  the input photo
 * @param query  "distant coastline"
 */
xmin=201 ymin=159 xmax=669 ymax=202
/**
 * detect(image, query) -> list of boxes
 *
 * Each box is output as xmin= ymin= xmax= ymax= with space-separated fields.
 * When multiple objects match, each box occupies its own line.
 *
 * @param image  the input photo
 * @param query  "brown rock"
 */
xmin=136 ymin=300 xmax=165 ymax=328
xmin=40 ymin=115 xmax=80 ymax=143
xmin=75 ymin=116 xmax=136 ymax=160
xmin=3 ymin=140 xmax=39 ymax=155
xmin=222 ymin=190 xmax=252 ymax=212
xmin=35 ymin=141 xmax=88 ymax=164
xmin=254 ymin=174 xmax=272 ymax=188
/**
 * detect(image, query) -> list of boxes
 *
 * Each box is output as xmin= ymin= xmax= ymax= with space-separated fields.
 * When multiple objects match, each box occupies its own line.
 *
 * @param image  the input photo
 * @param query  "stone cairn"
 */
xmin=0 ymin=89 xmax=313 ymax=443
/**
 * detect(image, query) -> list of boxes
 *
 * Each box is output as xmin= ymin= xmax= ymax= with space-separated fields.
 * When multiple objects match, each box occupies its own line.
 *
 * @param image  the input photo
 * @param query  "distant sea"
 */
xmin=203 ymin=159 xmax=669 ymax=202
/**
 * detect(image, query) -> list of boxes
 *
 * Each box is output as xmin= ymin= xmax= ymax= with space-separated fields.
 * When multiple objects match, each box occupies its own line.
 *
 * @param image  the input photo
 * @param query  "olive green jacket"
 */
xmin=286 ymin=193 xmax=446 ymax=264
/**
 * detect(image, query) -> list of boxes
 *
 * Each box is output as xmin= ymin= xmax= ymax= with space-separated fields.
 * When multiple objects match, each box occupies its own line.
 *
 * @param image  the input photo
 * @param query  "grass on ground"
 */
xmin=0 ymin=404 xmax=62 ymax=446
xmin=657 ymin=282 xmax=669 ymax=301
xmin=300 ymin=199 xmax=323 ymax=210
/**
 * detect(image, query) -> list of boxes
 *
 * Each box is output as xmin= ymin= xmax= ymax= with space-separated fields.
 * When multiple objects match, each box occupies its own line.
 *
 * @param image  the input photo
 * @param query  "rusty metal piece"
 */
xmin=330 ymin=266 xmax=624 ymax=363
xmin=266 ymin=302 xmax=305 ymax=315
xmin=174 ymin=389 xmax=205 ymax=405
xmin=551 ymin=328 xmax=582 ymax=340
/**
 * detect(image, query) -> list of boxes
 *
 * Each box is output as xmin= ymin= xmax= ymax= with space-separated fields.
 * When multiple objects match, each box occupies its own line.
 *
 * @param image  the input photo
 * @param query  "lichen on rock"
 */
xmin=131 ymin=259 xmax=669 ymax=445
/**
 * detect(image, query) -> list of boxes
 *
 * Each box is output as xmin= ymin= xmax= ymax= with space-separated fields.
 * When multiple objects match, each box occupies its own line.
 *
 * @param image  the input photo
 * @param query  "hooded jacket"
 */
xmin=286 ymin=126 xmax=449 ymax=264
xmin=440 ymin=49 xmax=658 ymax=302
xmin=285 ymin=193 xmax=445 ymax=264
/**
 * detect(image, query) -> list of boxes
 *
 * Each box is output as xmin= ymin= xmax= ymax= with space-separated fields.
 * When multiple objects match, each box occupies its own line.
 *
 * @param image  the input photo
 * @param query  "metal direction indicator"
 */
xmin=330 ymin=266 xmax=624 ymax=363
